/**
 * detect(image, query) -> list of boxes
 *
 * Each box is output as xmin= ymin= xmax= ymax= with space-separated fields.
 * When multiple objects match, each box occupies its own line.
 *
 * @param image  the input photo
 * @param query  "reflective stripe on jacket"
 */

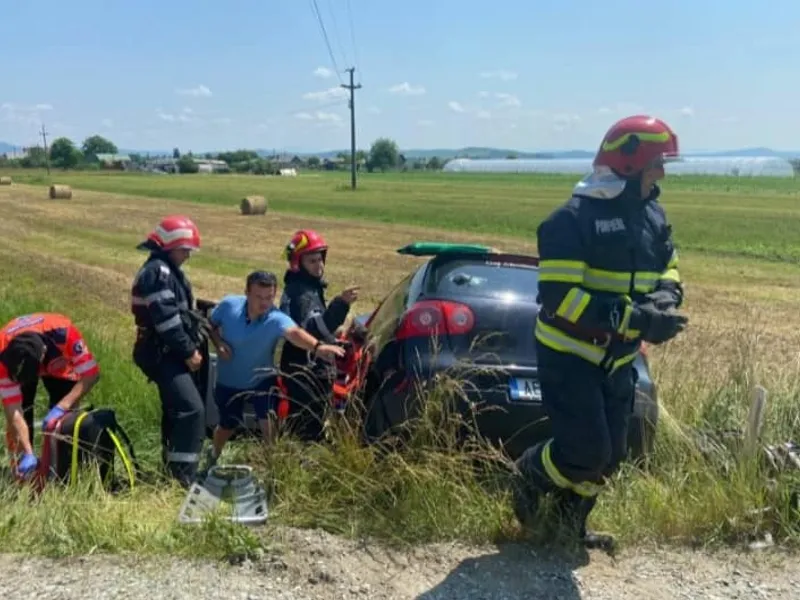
xmin=130 ymin=252 xmax=197 ymax=360
xmin=535 ymin=169 xmax=683 ymax=371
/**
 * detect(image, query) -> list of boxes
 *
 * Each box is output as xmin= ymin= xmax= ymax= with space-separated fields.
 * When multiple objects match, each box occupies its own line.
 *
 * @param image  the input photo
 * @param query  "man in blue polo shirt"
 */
xmin=205 ymin=271 xmax=345 ymax=466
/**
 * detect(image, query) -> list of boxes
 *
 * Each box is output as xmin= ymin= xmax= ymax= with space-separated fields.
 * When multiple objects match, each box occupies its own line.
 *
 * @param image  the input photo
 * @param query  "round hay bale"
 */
xmin=49 ymin=184 xmax=72 ymax=200
xmin=0 ymin=176 xmax=11 ymax=186
xmin=240 ymin=195 xmax=267 ymax=215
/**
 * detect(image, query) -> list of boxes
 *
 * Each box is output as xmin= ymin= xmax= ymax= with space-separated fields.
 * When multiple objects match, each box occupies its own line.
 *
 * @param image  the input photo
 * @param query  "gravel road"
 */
xmin=1 ymin=527 xmax=798 ymax=599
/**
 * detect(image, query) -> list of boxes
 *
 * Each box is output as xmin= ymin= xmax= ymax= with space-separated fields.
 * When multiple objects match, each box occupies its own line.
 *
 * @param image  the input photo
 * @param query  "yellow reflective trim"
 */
xmin=659 ymin=268 xmax=680 ymax=283
xmin=535 ymin=319 xmax=607 ymax=364
xmin=618 ymin=303 xmax=632 ymax=335
xmin=536 ymin=318 xmax=641 ymax=373
xmin=542 ymin=440 xmax=602 ymax=498
xmin=584 ymin=267 xmax=629 ymax=294
xmin=539 ymin=259 xmax=586 ymax=270
xmin=611 ymin=351 xmax=639 ymax=372
xmin=538 ymin=259 xmax=586 ymax=283
xmin=633 ymin=271 xmax=661 ymax=293
xmin=556 ymin=287 xmax=591 ymax=323
xmin=585 ymin=267 xmax=629 ymax=282
xmin=542 ymin=440 xmax=574 ymax=490
xmin=667 ymin=249 xmax=679 ymax=269
xmin=70 ymin=411 xmax=91 ymax=485
xmin=602 ymin=131 xmax=671 ymax=152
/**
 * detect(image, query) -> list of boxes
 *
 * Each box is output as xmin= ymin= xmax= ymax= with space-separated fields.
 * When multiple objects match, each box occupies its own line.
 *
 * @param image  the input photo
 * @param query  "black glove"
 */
xmin=186 ymin=310 xmax=212 ymax=345
xmin=643 ymin=289 xmax=680 ymax=311
xmin=629 ymin=302 xmax=688 ymax=345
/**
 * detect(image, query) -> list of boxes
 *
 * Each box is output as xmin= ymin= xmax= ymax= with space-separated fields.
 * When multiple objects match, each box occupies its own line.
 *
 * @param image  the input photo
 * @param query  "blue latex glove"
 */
xmin=42 ymin=405 xmax=66 ymax=430
xmin=16 ymin=453 xmax=38 ymax=478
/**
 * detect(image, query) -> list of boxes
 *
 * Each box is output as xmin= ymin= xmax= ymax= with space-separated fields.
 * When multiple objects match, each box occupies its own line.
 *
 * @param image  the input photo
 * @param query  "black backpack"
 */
xmin=41 ymin=406 xmax=141 ymax=492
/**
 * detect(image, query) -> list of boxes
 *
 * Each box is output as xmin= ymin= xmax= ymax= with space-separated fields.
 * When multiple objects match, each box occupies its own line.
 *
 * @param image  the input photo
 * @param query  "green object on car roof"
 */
xmin=396 ymin=241 xmax=498 ymax=257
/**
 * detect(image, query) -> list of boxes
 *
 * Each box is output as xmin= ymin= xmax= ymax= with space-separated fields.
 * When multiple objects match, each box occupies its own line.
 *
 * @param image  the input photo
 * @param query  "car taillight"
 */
xmin=395 ymin=300 xmax=475 ymax=340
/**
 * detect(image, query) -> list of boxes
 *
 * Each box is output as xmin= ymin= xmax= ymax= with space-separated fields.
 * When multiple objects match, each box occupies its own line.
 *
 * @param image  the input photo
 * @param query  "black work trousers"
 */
xmin=20 ymin=376 xmax=75 ymax=448
xmin=134 ymin=344 xmax=205 ymax=488
xmin=519 ymin=340 xmax=637 ymax=497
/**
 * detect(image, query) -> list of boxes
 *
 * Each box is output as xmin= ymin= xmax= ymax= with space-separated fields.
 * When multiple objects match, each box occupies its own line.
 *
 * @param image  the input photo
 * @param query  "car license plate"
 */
xmin=509 ymin=377 xmax=541 ymax=402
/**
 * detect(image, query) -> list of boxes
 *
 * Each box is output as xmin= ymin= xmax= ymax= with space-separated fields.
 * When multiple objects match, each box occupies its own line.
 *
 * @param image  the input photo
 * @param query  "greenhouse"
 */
xmin=442 ymin=156 xmax=797 ymax=177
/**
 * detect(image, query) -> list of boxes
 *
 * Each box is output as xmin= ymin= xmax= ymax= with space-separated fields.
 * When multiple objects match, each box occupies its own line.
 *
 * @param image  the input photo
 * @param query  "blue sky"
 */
xmin=2 ymin=0 xmax=799 ymax=153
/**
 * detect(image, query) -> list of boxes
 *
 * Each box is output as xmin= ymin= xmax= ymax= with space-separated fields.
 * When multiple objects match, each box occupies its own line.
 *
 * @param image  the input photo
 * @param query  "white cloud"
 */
xmin=476 ymin=110 xmax=492 ymax=120
xmin=417 ymin=119 xmax=434 ymax=127
xmin=313 ymin=66 xmax=334 ymax=78
xmin=0 ymin=102 xmax=54 ymax=125
xmin=679 ymin=106 xmax=695 ymax=117
xmin=479 ymin=70 xmax=517 ymax=81
xmin=478 ymin=91 xmax=490 ymax=98
xmin=368 ymin=106 xmax=381 ymax=114
xmin=101 ymin=118 xmax=113 ymax=128
xmin=597 ymin=102 xmax=645 ymax=116
xmin=316 ymin=111 xmax=341 ymax=122
xmin=176 ymin=85 xmax=212 ymax=97
xmin=448 ymin=101 xmax=466 ymax=113
xmin=157 ymin=107 xmax=195 ymax=123
xmin=388 ymin=82 xmax=426 ymax=96
xmin=212 ymin=117 xmax=232 ymax=125
xmin=294 ymin=110 xmax=342 ymax=122
xmin=302 ymin=87 xmax=348 ymax=102
xmin=494 ymin=93 xmax=521 ymax=108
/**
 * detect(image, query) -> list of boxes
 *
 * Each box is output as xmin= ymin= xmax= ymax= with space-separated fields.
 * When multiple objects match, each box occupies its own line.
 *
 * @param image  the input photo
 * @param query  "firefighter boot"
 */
xmin=556 ymin=491 xmax=616 ymax=554
xmin=511 ymin=443 xmax=553 ymax=526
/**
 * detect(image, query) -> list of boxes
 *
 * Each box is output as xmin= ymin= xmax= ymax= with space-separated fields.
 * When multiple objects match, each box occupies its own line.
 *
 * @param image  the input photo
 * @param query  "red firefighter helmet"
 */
xmin=141 ymin=215 xmax=201 ymax=252
xmin=593 ymin=115 xmax=680 ymax=177
xmin=284 ymin=229 xmax=328 ymax=272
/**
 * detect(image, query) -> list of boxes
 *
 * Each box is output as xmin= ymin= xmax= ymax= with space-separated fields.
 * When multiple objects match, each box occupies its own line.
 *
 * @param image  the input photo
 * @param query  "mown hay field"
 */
xmin=1 ymin=169 xmax=800 ymax=560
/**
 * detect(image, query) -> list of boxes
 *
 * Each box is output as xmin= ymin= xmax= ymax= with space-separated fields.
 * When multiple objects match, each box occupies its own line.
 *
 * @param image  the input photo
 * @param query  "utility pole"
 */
xmin=341 ymin=67 xmax=362 ymax=190
xmin=40 ymin=123 xmax=50 ymax=175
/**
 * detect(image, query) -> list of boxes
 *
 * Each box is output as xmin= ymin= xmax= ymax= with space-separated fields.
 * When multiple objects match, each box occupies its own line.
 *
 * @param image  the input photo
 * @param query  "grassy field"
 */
xmin=1 ymin=169 xmax=800 ymax=560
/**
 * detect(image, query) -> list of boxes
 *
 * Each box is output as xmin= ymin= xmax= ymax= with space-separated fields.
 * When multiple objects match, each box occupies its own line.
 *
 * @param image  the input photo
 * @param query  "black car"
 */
xmin=340 ymin=242 xmax=659 ymax=462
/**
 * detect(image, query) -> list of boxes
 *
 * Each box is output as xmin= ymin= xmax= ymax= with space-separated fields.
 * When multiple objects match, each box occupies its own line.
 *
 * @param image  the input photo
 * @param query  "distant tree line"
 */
xmin=0 ymin=135 xmax=121 ymax=170
xmin=0 ymin=134 xmax=450 ymax=174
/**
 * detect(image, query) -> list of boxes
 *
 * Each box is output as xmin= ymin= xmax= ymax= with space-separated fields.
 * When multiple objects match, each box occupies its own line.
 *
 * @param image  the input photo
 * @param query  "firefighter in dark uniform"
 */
xmin=130 ymin=215 xmax=209 ymax=488
xmin=514 ymin=115 xmax=689 ymax=551
xmin=278 ymin=229 xmax=359 ymax=441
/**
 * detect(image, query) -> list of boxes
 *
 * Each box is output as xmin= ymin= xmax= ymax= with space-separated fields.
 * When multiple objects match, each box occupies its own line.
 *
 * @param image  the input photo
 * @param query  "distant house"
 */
xmin=145 ymin=157 xmax=179 ymax=173
xmin=193 ymin=158 xmax=230 ymax=174
xmin=94 ymin=153 xmax=132 ymax=170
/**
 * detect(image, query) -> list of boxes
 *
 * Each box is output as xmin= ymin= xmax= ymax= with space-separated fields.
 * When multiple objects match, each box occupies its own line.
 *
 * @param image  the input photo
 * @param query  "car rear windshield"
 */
xmin=430 ymin=258 xmax=540 ymax=301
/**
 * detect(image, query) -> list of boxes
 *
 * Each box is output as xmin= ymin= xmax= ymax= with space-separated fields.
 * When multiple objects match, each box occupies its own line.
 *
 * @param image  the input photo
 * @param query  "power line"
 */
xmin=341 ymin=67 xmax=362 ymax=190
xmin=325 ymin=0 xmax=352 ymax=70
xmin=310 ymin=0 xmax=343 ymax=84
xmin=345 ymin=0 xmax=359 ymax=71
